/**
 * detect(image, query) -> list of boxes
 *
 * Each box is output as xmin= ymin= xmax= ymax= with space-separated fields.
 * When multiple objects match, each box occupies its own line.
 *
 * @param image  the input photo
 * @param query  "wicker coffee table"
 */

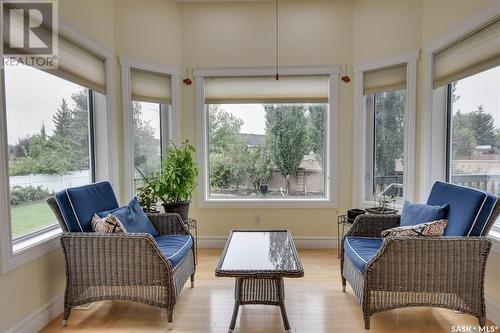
xmin=215 ymin=230 xmax=304 ymax=333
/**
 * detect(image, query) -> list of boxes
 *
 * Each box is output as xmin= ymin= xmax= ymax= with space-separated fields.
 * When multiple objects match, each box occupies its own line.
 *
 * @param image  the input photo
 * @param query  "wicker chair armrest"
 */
xmin=146 ymin=213 xmax=190 ymax=236
xmin=60 ymin=232 xmax=174 ymax=280
xmin=345 ymin=214 xmax=400 ymax=238
xmin=366 ymin=236 xmax=491 ymax=289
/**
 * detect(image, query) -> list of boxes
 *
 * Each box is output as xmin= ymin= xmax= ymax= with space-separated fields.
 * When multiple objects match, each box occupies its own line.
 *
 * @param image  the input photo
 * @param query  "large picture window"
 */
xmin=446 ymin=66 xmax=500 ymax=195
xmin=4 ymin=64 xmax=95 ymax=241
xmin=207 ymin=103 xmax=327 ymax=199
xmin=200 ymin=73 xmax=333 ymax=203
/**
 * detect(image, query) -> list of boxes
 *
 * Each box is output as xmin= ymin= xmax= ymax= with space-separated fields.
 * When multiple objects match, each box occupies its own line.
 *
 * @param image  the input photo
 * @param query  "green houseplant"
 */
xmin=365 ymin=194 xmax=398 ymax=215
xmin=156 ymin=140 xmax=199 ymax=221
xmin=136 ymin=172 xmax=160 ymax=213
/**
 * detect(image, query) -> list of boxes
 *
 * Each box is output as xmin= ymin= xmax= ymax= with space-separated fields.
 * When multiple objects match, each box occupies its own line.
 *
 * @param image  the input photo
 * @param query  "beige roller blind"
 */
xmin=433 ymin=17 xmax=500 ymax=88
xmin=204 ymin=75 xmax=329 ymax=104
xmin=2 ymin=3 xmax=106 ymax=93
xmin=130 ymin=69 xmax=171 ymax=104
xmin=363 ymin=64 xmax=407 ymax=95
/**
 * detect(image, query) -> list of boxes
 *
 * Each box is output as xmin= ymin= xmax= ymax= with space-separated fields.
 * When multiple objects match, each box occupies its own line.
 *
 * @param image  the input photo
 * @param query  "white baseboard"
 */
xmin=487 ymin=297 xmax=500 ymax=325
xmin=197 ymin=235 xmax=338 ymax=249
xmin=5 ymin=293 xmax=63 ymax=333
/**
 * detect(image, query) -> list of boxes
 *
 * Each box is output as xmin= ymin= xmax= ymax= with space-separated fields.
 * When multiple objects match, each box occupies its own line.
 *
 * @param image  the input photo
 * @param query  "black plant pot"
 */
xmin=347 ymin=208 xmax=366 ymax=223
xmin=162 ymin=201 xmax=191 ymax=222
xmin=259 ymin=184 xmax=269 ymax=195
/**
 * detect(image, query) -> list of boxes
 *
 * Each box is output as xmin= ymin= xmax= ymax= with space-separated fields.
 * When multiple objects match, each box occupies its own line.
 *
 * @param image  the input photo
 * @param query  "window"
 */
xmin=370 ymin=90 xmax=406 ymax=199
xmin=122 ymin=66 xmax=173 ymax=197
xmin=446 ymin=66 xmax=500 ymax=196
xmin=359 ymin=61 xmax=413 ymax=204
xmin=207 ymin=103 xmax=327 ymax=199
xmin=132 ymin=101 xmax=163 ymax=192
xmin=4 ymin=64 xmax=95 ymax=241
xmin=427 ymin=16 xmax=500 ymax=236
xmin=199 ymin=73 xmax=334 ymax=203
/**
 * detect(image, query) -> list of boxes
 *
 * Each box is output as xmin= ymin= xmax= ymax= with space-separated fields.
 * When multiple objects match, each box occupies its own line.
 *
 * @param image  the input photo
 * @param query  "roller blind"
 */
xmin=204 ymin=75 xmax=329 ymax=104
xmin=2 ymin=3 xmax=106 ymax=93
xmin=363 ymin=64 xmax=407 ymax=95
xmin=433 ymin=17 xmax=500 ymax=88
xmin=130 ymin=69 xmax=171 ymax=104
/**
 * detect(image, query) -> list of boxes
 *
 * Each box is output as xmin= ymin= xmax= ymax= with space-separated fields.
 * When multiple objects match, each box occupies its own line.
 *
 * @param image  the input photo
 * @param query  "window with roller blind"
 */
xmin=433 ymin=17 xmax=500 ymax=234
xmin=0 ymin=14 xmax=109 ymax=251
xmin=357 ymin=60 xmax=415 ymax=204
xmin=200 ymin=73 xmax=333 ymax=203
xmin=120 ymin=66 xmax=173 ymax=196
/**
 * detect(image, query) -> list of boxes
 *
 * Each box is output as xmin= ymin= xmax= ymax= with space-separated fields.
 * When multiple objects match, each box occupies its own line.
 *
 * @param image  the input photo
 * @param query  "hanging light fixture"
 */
xmin=275 ymin=0 xmax=279 ymax=80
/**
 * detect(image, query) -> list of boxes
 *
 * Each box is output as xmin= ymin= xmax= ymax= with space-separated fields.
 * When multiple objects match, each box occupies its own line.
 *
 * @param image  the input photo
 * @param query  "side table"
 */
xmin=185 ymin=218 xmax=198 ymax=264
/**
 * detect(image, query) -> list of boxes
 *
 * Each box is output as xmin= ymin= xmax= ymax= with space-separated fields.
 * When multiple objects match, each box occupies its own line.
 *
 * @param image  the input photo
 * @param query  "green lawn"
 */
xmin=11 ymin=201 xmax=56 ymax=239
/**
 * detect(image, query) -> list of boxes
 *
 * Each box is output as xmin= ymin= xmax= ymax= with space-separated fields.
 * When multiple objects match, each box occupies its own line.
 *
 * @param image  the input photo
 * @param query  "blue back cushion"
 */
xmin=400 ymin=201 xmax=448 ymax=227
xmin=55 ymin=181 xmax=119 ymax=232
xmin=427 ymin=181 xmax=495 ymax=236
xmin=99 ymin=197 xmax=158 ymax=236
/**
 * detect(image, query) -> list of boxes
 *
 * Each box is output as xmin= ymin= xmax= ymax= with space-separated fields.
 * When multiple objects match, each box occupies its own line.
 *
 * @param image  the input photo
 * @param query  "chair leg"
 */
xmin=191 ymin=273 xmax=195 ymax=288
xmin=478 ymin=316 xmax=486 ymax=327
xmin=167 ymin=309 xmax=174 ymax=330
xmin=62 ymin=307 xmax=71 ymax=327
xmin=342 ymin=277 xmax=346 ymax=292
xmin=363 ymin=315 xmax=370 ymax=330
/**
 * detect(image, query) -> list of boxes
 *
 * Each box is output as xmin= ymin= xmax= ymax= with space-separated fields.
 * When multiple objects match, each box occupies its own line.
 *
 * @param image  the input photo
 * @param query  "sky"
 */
xmin=3 ymin=64 xmax=500 ymax=143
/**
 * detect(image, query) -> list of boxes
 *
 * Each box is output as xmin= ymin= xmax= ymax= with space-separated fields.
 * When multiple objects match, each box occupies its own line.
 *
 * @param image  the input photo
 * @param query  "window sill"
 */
xmin=2 ymin=227 xmax=62 ymax=273
xmin=199 ymin=197 xmax=337 ymax=208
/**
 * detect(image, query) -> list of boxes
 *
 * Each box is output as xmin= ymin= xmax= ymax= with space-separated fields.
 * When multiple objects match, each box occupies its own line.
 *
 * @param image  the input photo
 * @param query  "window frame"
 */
xmin=353 ymin=50 xmax=419 ymax=209
xmin=422 ymin=3 xmax=500 ymax=245
xmin=0 ymin=22 xmax=117 ymax=273
xmin=194 ymin=66 xmax=340 ymax=208
xmin=119 ymin=56 xmax=181 ymax=200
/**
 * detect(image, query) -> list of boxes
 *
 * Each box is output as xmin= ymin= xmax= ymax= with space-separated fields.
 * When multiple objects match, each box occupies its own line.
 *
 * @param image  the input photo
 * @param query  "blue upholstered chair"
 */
xmin=341 ymin=181 xmax=499 ymax=329
xmin=47 ymin=181 xmax=195 ymax=327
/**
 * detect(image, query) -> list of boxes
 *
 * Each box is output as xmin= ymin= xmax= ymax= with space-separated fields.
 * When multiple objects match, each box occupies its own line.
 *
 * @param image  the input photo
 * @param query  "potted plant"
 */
xmin=156 ymin=140 xmax=199 ymax=221
xmin=365 ymin=195 xmax=398 ymax=215
xmin=136 ymin=171 xmax=160 ymax=213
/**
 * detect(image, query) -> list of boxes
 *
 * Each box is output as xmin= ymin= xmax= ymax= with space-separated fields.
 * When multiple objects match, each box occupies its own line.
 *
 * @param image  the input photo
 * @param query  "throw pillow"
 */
xmin=381 ymin=219 xmax=448 ymax=237
xmin=98 ymin=197 xmax=159 ymax=236
xmin=400 ymin=201 xmax=449 ymax=226
xmin=91 ymin=213 xmax=127 ymax=233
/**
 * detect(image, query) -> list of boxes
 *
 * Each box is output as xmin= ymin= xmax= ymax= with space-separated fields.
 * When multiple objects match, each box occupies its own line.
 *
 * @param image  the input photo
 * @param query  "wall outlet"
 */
xmin=255 ymin=215 xmax=261 ymax=225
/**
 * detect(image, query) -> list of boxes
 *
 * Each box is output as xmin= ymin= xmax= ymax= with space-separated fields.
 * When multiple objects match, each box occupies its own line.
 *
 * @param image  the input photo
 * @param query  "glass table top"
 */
xmin=218 ymin=230 xmax=302 ymax=272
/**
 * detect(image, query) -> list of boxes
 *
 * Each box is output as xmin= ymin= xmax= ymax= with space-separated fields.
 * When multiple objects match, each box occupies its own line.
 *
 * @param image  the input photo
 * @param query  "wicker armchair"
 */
xmin=46 ymin=183 xmax=195 ymax=327
xmin=341 ymin=182 xmax=500 ymax=330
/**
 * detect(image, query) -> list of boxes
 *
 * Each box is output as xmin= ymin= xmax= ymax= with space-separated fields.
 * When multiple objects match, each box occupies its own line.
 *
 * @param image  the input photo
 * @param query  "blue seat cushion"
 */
xmin=344 ymin=236 xmax=383 ymax=273
xmin=400 ymin=201 xmax=448 ymax=227
xmin=99 ymin=197 xmax=158 ymax=236
xmin=154 ymin=235 xmax=193 ymax=268
xmin=427 ymin=181 xmax=497 ymax=236
xmin=55 ymin=181 xmax=119 ymax=232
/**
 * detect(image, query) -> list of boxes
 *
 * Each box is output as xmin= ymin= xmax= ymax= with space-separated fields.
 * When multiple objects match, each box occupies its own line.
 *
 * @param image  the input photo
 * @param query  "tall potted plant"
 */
xmin=156 ymin=140 xmax=199 ymax=221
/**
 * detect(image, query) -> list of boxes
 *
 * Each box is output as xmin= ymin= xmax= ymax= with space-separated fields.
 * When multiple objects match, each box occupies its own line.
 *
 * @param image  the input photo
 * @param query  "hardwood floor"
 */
xmin=41 ymin=249 xmax=494 ymax=332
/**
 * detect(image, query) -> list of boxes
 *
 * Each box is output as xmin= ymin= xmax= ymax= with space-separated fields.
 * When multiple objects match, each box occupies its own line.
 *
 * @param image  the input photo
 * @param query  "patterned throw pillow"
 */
xmin=381 ymin=219 xmax=448 ymax=238
xmin=91 ymin=214 xmax=127 ymax=233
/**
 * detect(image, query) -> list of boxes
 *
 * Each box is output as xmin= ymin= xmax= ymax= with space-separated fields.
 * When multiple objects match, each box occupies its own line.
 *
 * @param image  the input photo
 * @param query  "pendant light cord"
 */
xmin=275 ymin=0 xmax=279 ymax=80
